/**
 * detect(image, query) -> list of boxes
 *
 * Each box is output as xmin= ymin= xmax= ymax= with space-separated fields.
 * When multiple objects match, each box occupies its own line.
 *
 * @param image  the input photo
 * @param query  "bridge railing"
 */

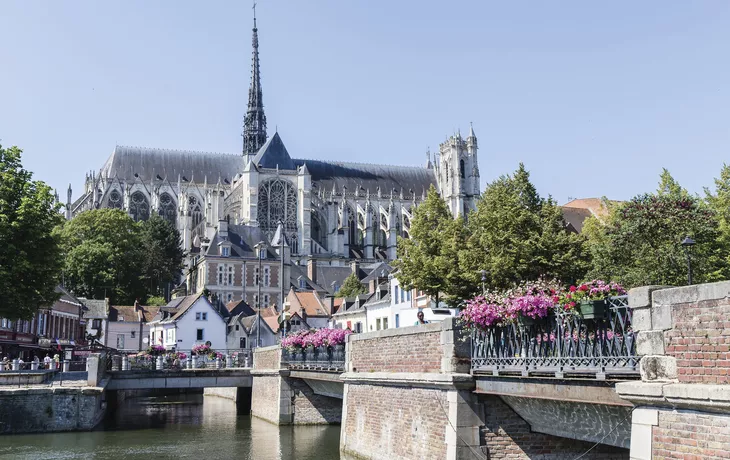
xmin=107 ymin=349 xmax=253 ymax=371
xmin=282 ymin=345 xmax=346 ymax=372
xmin=471 ymin=295 xmax=638 ymax=379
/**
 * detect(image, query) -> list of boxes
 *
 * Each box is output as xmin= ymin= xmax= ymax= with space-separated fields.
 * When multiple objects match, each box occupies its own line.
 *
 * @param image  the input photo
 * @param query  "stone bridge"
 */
xmin=249 ymin=281 xmax=730 ymax=460
xmin=105 ymin=369 xmax=252 ymax=390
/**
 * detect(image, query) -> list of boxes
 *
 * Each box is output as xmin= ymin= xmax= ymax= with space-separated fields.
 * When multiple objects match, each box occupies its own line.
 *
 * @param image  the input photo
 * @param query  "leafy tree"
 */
xmin=146 ymin=296 xmax=168 ymax=306
xmin=0 ymin=145 xmax=64 ymax=320
xmin=57 ymin=209 xmax=145 ymax=304
xmin=704 ymin=163 xmax=730 ymax=280
xmin=393 ymin=185 xmax=456 ymax=307
xmin=139 ymin=215 xmax=184 ymax=297
xmin=462 ymin=163 xmax=588 ymax=290
xmin=336 ymin=273 xmax=367 ymax=298
xmin=587 ymin=171 xmax=726 ymax=287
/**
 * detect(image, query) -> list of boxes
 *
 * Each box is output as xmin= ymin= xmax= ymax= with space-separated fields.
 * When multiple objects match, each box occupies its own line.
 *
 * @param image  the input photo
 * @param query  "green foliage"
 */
xmin=462 ymin=164 xmax=588 ymax=291
xmin=146 ymin=296 xmax=167 ymax=306
xmin=393 ymin=185 xmax=457 ymax=306
xmin=0 ymin=145 xmax=64 ymax=320
xmin=336 ymin=273 xmax=367 ymax=298
xmin=587 ymin=171 xmax=727 ymax=287
xmin=139 ymin=215 xmax=184 ymax=297
xmin=704 ymin=163 xmax=730 ymax=280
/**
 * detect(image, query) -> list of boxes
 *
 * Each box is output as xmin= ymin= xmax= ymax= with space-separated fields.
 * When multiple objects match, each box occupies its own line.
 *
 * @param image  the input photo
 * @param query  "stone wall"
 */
xmin=481 ymin=395 xmax=629 ymax=459
xmin=0 ymin=387 xmax=104 ymax=434
xmin=251 ymin=374 xmax=285 ymax=424
xmin=348 ymin=322 xmax=444 ymax=373
xmin=341 ymin=383 xmax=448 ymax=460
xmin=290 ymin=378 xmax=341 ymax=424
xmin=203 ymin=387 xmax=239 ymax=402
xmin=253 ymin=345 xmax=281 ymax=370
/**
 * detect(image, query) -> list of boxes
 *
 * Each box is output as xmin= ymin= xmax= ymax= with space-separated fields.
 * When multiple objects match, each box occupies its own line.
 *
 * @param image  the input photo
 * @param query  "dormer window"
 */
xmin=298 ymin=277 xmax=306 ymax=289
xmin=222 ymin=246 xmax=230 ymax=257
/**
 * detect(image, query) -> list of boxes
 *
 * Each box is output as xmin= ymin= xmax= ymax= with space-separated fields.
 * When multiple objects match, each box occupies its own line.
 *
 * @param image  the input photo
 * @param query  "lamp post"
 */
xmin=278 ymin=221 xmax=286 ymax=340
xmin=480 ymin=270 xmax=487 ymax=296
xmin=681 ymin=236 xmax=696 ymax=285
xmin=254 ymin=240 xmax=266 ymax=348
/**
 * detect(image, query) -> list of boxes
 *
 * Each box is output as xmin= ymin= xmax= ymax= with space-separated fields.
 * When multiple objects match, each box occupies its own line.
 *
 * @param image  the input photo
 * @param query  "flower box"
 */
xmin=579 ymin=299 xmax=608 ymax=320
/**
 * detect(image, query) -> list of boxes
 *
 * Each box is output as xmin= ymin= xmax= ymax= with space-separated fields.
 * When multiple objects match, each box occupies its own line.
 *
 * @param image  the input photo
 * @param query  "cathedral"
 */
xmin=67 ymin=14 xmax=481 ymax=270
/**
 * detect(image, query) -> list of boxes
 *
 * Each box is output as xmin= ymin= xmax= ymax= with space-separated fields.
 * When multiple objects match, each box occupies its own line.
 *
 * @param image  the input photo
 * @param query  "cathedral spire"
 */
xmin=242 ymin=3 xmax=267 ymax=158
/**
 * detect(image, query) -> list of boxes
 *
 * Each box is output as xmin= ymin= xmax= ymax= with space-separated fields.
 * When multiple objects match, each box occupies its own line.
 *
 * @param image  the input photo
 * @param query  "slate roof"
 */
xmin=360 ymin=262 xmax=393 ymax=284
xmin=109 ymin=305 xmax=160 ymax=323
xmin=253 ymin=133 xmax=295 ymax=170
xmin=225 ymin=300 xmax=255 ymax=317
xmin=101 ymin=145 xmax=242 ymax=183
xmin=206 ymin=225 xmax=277 ymax=258
xmin=55 ymin=286 xmax=82 ymax=306
xmin=81 ymin=299 xmax=108 ymax=319
xmin=316 ymin=266 xmax=360 ymax=295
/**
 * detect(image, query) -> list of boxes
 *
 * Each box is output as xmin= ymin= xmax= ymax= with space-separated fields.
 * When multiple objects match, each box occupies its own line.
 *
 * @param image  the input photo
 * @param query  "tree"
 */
xmin=336 ymin=273 xmax=367 ymax=298
xmin=139 ymin=215 xmax=184 ymax=297
xmin=462 ymin=163 xmax=588 ymax=290
xmin=704 ymin=163 xmax=730 ymax=280
xmin=393 ymin=185 xmax=456 ymax=307
xmin=57 ymin=209 xmax=145 ymax=304
xmin=0 ymin=145 xmax=64 ymax=320
xmin=587 ymin=171 xmax=727 ymax=287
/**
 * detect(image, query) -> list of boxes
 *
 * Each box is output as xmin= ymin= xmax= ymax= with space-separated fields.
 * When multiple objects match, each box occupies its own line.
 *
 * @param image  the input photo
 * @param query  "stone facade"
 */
xmin=251 ymin=374 xmax=285 ymax=424
xmin=481 ymin=395 xmax=629 ymax=459
xmin=290 ymin=378 xmax=341 ymax=424
xmin=0 ymin=387 xmax=104 ymax=434
xmin=253 ymin=345 xmax=281 ymax=370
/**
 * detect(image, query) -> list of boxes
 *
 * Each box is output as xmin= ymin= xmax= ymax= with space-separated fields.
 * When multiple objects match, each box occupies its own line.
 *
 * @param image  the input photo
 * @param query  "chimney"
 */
xmin=307 ymin=259 xmax=317 ymax=284
xmin=134 ymin=299 xmax=140 ymax=311
xmin=218 ymin=219 xmax=228 ymax=238
xmin=369 ymin=279 xmax=377 ymax=294
xmin=350 ymin=260 xmax=360 ymax=276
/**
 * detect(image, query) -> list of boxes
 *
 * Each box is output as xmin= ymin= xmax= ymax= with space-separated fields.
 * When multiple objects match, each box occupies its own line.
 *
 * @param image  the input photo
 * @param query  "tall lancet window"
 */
xmin=158 ymin=193 xmax=176 ymax=225
xmin=130 ymin=191 xmax=150 ymax=222
xmin=257 ymin=179 xmax=297 ymax=240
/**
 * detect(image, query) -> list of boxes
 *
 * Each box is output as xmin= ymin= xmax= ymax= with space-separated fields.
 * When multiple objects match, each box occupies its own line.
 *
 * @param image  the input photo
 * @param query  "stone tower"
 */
xmin=242 ymin=9 xmax=267 ymax=160
xmin=437 ymin=124 xmax=480 ymax=218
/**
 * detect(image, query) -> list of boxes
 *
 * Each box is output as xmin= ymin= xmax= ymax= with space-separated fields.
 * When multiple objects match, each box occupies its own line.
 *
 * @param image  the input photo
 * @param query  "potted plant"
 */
xmin=568 ymin=280 xmax=626 ymax=320
xmin=504 ymin=279 xmax=562 ymax=328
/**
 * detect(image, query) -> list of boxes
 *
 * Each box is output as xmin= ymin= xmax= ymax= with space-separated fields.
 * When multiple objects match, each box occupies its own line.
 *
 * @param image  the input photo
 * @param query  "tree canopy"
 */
xmin=139 ymin=214 xmax=184 ymax=298
xmin=0 ymin=145 xmax=64 ymax=320
xmin=336 ymin=273 xmax=367 ymax=298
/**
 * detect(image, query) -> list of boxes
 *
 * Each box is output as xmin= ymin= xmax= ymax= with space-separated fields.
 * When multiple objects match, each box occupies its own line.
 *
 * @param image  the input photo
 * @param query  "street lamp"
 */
xmin=681 ymin=236 xmax=696 ymax=285
xmin=480 ymin=270 xmax=487 ymax=295
xmin=254 ymin=240 xmax=267 ymax=348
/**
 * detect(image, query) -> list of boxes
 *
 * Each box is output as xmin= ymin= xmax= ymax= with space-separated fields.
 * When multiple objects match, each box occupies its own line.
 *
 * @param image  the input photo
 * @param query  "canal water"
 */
xmin=0 ymin=393 xmax=343 ymax=460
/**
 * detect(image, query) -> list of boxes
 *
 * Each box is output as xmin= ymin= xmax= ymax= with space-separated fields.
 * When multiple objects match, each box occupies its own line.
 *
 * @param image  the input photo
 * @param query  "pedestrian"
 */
xmin=414 ymin=311 xmax=430 ymax=325
xmin=43 ymin=354 xmax=52 ymax=369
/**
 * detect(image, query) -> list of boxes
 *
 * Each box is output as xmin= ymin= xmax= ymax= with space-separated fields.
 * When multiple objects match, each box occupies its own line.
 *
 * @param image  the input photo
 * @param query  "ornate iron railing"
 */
xmin=471 ymin=296 xmax=638 ymax=379
xmin=282 ymin=345 xmax=346 ymax=371
xmin=107 ymin=349 xmax=252 ymax=371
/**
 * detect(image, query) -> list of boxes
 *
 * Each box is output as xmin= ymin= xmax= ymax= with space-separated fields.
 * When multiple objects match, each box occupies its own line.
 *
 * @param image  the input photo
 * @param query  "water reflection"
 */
xmin=0 ymin=393 xmax=341 ymax=460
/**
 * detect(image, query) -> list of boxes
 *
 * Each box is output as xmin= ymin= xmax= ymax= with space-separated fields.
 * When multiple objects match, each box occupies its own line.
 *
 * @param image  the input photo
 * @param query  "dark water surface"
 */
xmin=0 ymin=394 xmax=342 ymax=460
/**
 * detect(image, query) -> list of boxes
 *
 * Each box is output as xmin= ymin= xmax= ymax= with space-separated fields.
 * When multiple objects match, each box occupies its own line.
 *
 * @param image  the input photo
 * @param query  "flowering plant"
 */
xmin=146 ymin=345 xmax=166 ymax=356
xmin=503 ymin=278 xmax=563 ymax=321
xmin=567 ymin=280 xmax=626 ymax=303
xmin=166 ymin=351 xmax=187 ymax=361
xmin=192 ymin=344 xmax=211 ymax=356
xmin=281 ymin=328 xmax=352 ymax=351
xmin=460 ymin=293 xmax=507 ymax=330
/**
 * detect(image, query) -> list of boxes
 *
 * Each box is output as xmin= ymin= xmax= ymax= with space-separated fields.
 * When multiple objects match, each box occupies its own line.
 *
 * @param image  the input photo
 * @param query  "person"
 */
xmin=43 ymin=354 xmax=52 ymax=369
xmin=414 ymin=311 xmax=430 ymax=325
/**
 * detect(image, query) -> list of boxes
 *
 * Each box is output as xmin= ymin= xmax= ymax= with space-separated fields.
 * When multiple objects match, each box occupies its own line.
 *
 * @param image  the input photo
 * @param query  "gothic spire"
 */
xmin=242 ymin=3 xmax=267 ymax=158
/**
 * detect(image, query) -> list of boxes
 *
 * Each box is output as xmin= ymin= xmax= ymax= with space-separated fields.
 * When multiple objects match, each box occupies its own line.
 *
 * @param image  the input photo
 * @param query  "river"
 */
xmin=0 ymin=393 xmax=343 ymax=460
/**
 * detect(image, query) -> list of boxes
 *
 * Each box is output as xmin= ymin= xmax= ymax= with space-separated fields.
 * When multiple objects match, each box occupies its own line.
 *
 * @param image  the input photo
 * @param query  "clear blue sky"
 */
xmin=1 ymin=1 xmax=729 ymax=204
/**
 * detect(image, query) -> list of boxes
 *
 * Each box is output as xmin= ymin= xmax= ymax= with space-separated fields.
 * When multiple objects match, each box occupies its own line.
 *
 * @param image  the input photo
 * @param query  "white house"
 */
xmin=389 ymin=274 xmax=458 ymax=328
xmin=363 ymin=289 xmax=391 ymax=332
xmin=148 ymin=294 xmax=227 ymax=351
xmin=331 ymin=295 xmax=369 ymax=333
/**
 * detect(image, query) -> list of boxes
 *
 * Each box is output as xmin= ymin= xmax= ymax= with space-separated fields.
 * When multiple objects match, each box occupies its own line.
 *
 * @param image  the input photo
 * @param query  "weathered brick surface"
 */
xmin=290 ymin=378 xmax=341 ymax=424
xmin=349 ymin=330 xmax=442 ymax=373
xmin=253 ymin=347 xmax=281 ymax=370
xmin=664 ymin=298 xmax=730 ymax=384
xmin=481 ymin=395 xmax=629 ymax=459
xmin=652 ymin=409 xmax=730 ymax=459
xmin=250 ymin=374 xmax=280 ymax=424
xmin=342 ymin=383 xmax=448 ymax=460
xmin=0 ymin=388 xmax=104 ymax=433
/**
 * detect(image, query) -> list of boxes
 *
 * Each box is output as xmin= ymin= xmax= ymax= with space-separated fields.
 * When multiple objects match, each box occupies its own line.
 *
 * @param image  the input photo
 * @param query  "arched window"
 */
xmin=257 ymin=179 xmax=298 ymax=241
xmin=402 ymin=215 xmax=411 ymax=239
xmin=460 ymin=159 xmax=465 ymax=179
xmin=107 ymin=190 xmax=123 ymax=210
xmin=158 ymin=192 xmax=176 ymax=225
xmin=130 ymin=191 xmax=150 ymax=222
xmin=189 ymin=196 xmax=203 ymax=228
xmin=311 ymin=213 xmax=327 ymax=250
xmin=290 ymin=233 xmax=299 ymax=254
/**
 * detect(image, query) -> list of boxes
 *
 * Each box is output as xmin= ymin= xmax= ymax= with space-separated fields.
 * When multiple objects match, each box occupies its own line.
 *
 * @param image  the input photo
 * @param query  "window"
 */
xmin=257 ymin=178 xmax=298 ymax=241
xmin=196 ymin=312 xmax=207 ymax=321
xmin=222 ymin=246 xmax=230 ymax=257
xmin=92 ymin=319 xmax=102 ymax=329
xmin=395 ymin=314 xmax=400 ymax=328
xmin=376 ymin=318 xmax=381 ymax=330
xmin=202 ymin=312 xmax=207 ymax=321
xmin=298 ymin=277 xmax=306 ymax=289
xmin=383 ymin=318 xmax=388 ymax=329
xmin=400 ymin=289 xmax=404 ymax=303
xmin=130 ymin=191 xmax=150 ymax=222
xmin=228 ymin=266 xmax=233 ymax=285
xmin=346 ymin=321 xmax=352 ymax=330
xmin=254 ymin=267 xmax=260 ymax=286
xmin=355 ymin=322 xmax=362 ymax=333
xmin=117 ymin=335 xmax=125 ymax=349
xmin=263 ymin=267 xmax=270 ymax=287
xmin=235 ymin=325 xmax=240 ymax=331
xmin=196 ymin=329 xmax=204 ymax=341
xmin=406 ymin=290 xmax=411 ymax=301
xmin=460 ymin=159 xmax=465 ymax=179
xmin=131 ymin=330 xmax=136 ymax=338
xmin=158 ymin=192 xmax=176 ymax=225
xmin=239 ymin=337 xmax=246 ymax=349
xmin=196 ymin=312 xmax=201 ymax=320
xmin=394 ymin=286 xmax=399 ymax=304
xmin=263 ymin=294 xmax=270 ymax=307
xmin=218 ymin=266 xmax=223 ymax=285
xmin=166 ymin=329 xmax=174 ymax=343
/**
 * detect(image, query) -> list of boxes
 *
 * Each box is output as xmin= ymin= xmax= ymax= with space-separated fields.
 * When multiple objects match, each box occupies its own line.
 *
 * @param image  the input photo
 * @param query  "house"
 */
xmin=81 ymin=298 xmax=109 ymax=346
xmin=561 ymin=197 xmax=614 ymax=233
xmin=363 ymin=284 xmax=391 ymax=332
xmin=226 ymin=313 xmax=278 ymax=350
xmin=331 ymin=294 xmax=370 ymax=333
xmin=388 ymin=273 xmax=458 ymax=327
xmin=284 ymin=288 xmax=331 ymax=329
xmin=106 ymin=301 xmax=160 ymax=352
xmin=148 ymin=293 xmax=227 ymax=351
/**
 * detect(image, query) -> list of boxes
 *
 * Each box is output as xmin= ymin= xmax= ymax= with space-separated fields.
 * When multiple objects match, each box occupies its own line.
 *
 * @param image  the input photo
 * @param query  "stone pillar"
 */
xmin=86 ymin=353 xmax=101 ymax=386
xmin=191 ymin=355 xmax=197 ymax=369
xmin=225 ymin=355 xmax=233 ymax=368
xmin=186 ymin=355 xmax=192 ymax=369
xmin=11 ymin=359 xmax=19 ymax=371
xmin=122 ymin=355 xmax=129 ymax=371
xmin=30 ymin=361 xmax=38 ymax=371
xmin=156 ymin=356 xmax=163 ymax=370
xmin=63 ymin=360 xmax=70 ymax=372
xmin=215 ymin=357 xmax=221 ymax=369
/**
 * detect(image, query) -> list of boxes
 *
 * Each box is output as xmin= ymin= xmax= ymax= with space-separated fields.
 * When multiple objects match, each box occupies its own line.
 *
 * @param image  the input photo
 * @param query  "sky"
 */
xmin=1 ymin=1 xmax=729 ymax=204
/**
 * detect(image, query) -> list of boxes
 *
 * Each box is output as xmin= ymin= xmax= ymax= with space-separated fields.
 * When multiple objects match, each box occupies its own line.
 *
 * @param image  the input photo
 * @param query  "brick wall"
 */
xmin=664 ymin=297 xmax=730 ymax=384
xmin=290 ymin=378 xmax=341 ymax=424
xmin=341 ymin=383 xmax=448 ymax=460
xmin=253 ymin=346 xmax=281 ymax=370
xmin=349 ymin=328 xmax=442 ymax=373
xmin=235 ymin=263 xmax=243 ymax=287
xmin=652 ymin=409 xmax=730 ymax=459
xmin=250 ymin=374 xmax=281 ymax=424
xmin=481 ymin=395 xmax=629 ymax=459
xmin=208 ymin=262 xmax=218 ymax=285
